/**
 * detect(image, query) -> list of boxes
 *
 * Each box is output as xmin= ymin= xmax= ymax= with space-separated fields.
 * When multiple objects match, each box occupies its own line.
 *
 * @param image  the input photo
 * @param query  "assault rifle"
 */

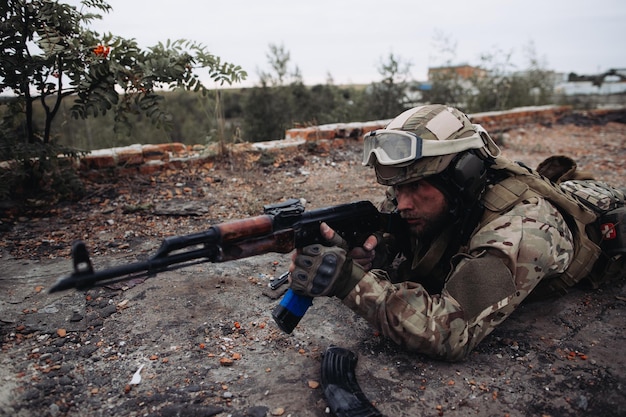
xmin=49 ymin=199 xmax=405 ymax=333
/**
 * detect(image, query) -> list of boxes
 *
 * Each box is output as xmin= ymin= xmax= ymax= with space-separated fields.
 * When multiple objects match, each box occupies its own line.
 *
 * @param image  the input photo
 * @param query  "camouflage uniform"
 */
xmin=342 ymin=182 xmax=574 ymax=361
xmin=291 ymin=104 xmax=623 ymax=361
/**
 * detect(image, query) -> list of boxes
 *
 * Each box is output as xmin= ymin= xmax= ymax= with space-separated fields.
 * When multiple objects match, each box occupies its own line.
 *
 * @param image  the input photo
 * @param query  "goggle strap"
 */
xmin=420 ymin=134 xmax=485 ymax=157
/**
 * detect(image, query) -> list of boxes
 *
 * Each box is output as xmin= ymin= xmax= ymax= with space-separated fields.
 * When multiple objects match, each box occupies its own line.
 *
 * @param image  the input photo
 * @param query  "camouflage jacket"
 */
xmin=342 ymin=185 xmax=575 ymax=361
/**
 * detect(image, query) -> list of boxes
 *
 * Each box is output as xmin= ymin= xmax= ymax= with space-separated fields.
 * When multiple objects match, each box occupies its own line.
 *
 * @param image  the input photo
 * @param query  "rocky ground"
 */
xmin=1 ymin=117 xmax=625 ymax=417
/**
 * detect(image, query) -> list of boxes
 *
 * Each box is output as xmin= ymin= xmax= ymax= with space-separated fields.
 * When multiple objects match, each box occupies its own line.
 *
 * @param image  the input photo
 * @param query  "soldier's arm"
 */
xmin=341 ymin=198 xmax=574 ymax=361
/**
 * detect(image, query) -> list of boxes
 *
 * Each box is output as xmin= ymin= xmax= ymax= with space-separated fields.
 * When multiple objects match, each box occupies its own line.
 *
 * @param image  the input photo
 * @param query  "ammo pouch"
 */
xmin=482 ymin=157 xmax=625 ymax=300
xmin=559 ymin=180 xmax=626 ymax=290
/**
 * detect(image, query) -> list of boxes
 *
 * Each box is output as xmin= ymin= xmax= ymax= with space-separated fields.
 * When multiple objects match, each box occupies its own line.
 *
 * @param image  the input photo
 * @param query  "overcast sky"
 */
xmin=68 ymin=0 xmax=625 ymax=87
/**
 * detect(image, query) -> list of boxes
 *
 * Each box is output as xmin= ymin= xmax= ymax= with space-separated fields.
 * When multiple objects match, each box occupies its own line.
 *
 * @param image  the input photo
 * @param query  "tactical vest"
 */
xmin=480 ymin=157 xmax=626 ymax=299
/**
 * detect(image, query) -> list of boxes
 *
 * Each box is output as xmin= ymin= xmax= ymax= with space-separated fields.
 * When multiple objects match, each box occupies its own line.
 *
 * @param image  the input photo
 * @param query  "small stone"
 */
xmin=70 ymin=312 xmax=83 ymax=322
xmin=219 ymin=357 xmax=234 ymax=366
xmin=49 ymin=403 xmax=60 ymax=416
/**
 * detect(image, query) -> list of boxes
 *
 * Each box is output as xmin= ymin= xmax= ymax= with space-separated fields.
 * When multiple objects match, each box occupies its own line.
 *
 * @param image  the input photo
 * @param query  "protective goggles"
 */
xmin=362 ymin=129 xmax=486 ymax=166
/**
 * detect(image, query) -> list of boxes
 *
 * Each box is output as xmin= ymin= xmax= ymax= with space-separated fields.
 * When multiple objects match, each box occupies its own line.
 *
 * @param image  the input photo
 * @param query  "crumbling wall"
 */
xmin=74 ymin=105 xmax=626 ymax=178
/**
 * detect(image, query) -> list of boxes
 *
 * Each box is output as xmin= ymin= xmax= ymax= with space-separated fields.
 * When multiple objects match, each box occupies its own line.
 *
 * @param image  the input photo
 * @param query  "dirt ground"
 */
xmin=1 ymin=117 xmax=625 ymax=417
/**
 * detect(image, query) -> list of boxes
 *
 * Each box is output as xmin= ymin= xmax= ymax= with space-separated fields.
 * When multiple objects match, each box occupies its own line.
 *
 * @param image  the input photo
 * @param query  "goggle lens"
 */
xmin=363 ymin=131 xmax=421 ymax=166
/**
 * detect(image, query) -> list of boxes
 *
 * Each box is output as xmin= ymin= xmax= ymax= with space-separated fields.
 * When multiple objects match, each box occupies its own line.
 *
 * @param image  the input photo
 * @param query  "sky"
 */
xmin=67 ymin=0 xmax=626 ymax=88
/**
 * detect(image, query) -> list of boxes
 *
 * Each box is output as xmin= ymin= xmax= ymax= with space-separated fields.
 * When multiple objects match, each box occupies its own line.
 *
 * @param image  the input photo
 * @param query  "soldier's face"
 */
xmin=394 ymin=179 xmax=449 ymax=238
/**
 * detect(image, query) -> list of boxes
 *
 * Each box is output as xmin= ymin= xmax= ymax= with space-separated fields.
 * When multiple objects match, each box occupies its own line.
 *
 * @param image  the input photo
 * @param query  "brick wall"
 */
xmin=61 ymin=105 xmax=622 ymax=178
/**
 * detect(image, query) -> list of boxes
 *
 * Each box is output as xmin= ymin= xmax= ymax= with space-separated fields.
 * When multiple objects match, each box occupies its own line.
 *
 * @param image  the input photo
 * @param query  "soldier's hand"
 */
xmin=320 ymin=222 xmax=379 ymax=271
xmin=349 ymin=234 xmax=378 ymax=271
xmin=289 ymin=244 xmax=352 ymax=297
xmin=288 ymin=223 xmax=366 ymax=299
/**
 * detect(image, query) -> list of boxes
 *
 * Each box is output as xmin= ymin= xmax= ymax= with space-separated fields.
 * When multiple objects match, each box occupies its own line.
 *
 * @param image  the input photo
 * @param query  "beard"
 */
xmin=402 ymin=207 xmax=451 ymax=240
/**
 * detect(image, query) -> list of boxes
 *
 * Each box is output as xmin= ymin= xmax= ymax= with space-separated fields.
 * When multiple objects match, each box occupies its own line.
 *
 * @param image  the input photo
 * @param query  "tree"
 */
xmin=425 ymin=69 xmax=469 ymax=108
xmin=422 ymin=31 xmax=469 ymax=107
xmin=258 ymin=43 xmax=302 ymax=88
xmin=1 ymin=0 xmax=246 ymax=143
xmin=518 ymin=41 xmax=555 ymax=106
xmin=465 ymin=42 xmax=555 ymax=112
xmin=241 ymin=43 xmax=361 ymax=142
xmin=0 ymin=0 xmax=246 ymax=201
xmin=423 ymin=33 xmax=557 ymax=113
xmin=466 ymin=47 xmax=517 ymax=112
xmin=242 ymin=43 xmax=302 ymax=142
xmin=361 ymin=53 xmax=412 ymax=120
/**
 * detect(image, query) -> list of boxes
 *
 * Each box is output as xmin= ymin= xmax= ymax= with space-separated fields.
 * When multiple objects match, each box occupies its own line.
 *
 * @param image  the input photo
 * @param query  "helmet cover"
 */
xmin=370 ymin=105 xmax=480 ymax=186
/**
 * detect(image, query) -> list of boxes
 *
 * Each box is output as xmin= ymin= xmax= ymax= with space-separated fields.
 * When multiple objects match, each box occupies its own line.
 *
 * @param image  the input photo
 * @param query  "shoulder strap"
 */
xmin=479 ymin=158 xmax=602 ymax=298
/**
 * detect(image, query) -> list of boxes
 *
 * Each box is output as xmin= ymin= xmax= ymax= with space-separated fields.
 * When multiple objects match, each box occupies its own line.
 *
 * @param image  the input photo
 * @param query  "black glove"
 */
xmin=290 ymin=244 xmax=365 ymax=299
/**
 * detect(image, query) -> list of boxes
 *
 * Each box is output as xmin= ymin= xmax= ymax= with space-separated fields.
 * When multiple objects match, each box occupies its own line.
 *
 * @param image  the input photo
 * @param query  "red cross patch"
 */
xmin=601 ymin=223 xmax=617 ymax=239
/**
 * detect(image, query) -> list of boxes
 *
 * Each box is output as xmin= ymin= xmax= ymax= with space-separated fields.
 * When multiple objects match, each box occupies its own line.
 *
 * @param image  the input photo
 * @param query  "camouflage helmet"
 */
xmin=363 ymin=105 xmax=500 ymax=186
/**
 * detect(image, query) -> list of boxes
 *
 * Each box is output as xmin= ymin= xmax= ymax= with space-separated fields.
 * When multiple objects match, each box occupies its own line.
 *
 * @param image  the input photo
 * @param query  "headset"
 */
xmin=437 ymin=150 xmax=489 ymax=206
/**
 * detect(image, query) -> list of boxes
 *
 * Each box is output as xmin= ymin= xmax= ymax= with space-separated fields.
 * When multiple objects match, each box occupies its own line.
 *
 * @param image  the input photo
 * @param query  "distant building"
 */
xmin=427 ymin=65 xmax=487 ymax=81
xmin=555 ymin=68 xmax=626 ymax=96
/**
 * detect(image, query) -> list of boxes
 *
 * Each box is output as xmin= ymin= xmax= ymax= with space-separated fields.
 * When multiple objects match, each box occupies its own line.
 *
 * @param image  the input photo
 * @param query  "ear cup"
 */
xmin=449 ymin=152 xmax=488 ymax=202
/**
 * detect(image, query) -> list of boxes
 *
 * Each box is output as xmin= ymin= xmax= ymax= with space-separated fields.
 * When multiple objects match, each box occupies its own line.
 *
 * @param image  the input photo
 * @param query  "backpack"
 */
xmin=481 ymin=155 xmax=625 ymax=299
xmin=558 ymin=179 xmax=626 ymax=292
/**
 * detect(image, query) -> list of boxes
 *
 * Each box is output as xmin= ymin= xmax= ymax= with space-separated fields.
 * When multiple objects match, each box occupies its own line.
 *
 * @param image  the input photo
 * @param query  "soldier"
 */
xmin=288 ymin=104 xmax=625 ymax=361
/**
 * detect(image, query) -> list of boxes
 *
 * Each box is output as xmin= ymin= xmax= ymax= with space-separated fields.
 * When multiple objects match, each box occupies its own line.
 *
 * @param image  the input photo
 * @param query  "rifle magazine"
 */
xmin=321 ymin=346 xmax=383 ymax=417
